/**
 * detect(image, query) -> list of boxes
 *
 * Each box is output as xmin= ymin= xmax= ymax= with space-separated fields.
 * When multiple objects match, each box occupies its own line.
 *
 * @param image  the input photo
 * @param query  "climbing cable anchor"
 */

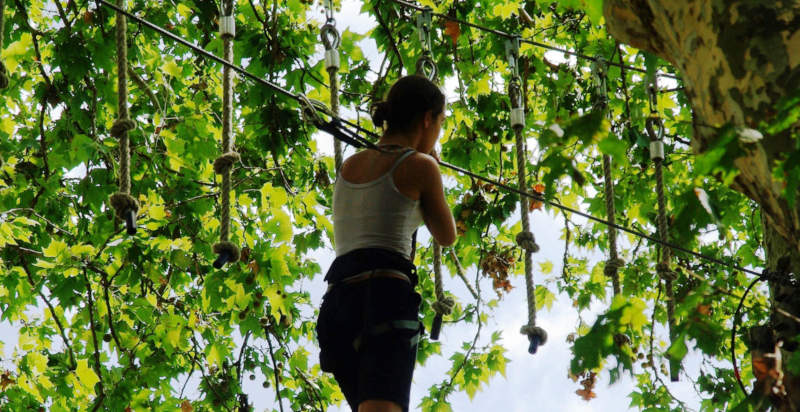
xmin=414 ymin=6 xmax=437 ymax=81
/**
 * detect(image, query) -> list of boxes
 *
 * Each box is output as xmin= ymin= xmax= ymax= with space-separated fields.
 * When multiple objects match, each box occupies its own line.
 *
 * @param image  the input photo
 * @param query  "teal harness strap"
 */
xmin=352 ymin=319 xmax=423 ymax=352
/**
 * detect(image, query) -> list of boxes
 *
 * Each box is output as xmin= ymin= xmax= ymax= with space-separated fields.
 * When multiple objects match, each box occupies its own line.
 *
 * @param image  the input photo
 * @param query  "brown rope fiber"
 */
xmin=213 ymin=0 xmax=240 ymax=267
xmin=109 ymin=0 xmax=139 ymax=235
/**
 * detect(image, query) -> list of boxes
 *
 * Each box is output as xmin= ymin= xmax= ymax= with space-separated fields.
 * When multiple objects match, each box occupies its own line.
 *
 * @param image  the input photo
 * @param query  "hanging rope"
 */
xmin=592 ymin=58 xmax=622 ymax=296
xmin=412 ymin=7 xmax=450 ymax=340
xmin=646 ymin=75 xmax=679 ymax=381
xmin=430 ymin=242 xmax=454 ymax=340
xmin=321 ymin=0 xmax=343 ymax=171
xmin=212 ymin=0 xmax=240 ymax=269
xmin=506 ymin=36 xmax=546 ymax=355
xmin=0 ymin=0 xmax=8 ymax=90
xmin=108 ymin=0 xmax=139 ymax=236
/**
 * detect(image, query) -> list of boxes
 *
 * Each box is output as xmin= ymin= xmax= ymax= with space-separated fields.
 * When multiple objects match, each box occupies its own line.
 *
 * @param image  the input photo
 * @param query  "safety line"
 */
xmin=385 ymin=0 xmax=680 ymax=81
xmin=97 ymin=0 xmax=768 ymax=280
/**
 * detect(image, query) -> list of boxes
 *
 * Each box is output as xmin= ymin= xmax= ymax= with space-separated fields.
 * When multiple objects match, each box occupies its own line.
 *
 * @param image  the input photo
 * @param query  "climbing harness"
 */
xmin=415 ymin=6 xmax=437 ymax=81
xmin=108 ymin=0 xmax=140 ymax=236
xmin=212 ymin=0 xmax=240 ymax=269
xmin=646 ymin=75 xmax=679 ymax=381
xmin=506 ymin=36 xmax=546 ymax=354
xmin=0 ymin=0 xmax=8 ymax=90
xmin=321 ymin=0 xmax=343 ymax=171
xmin=592 ymin=58 xmax=623 ymax=296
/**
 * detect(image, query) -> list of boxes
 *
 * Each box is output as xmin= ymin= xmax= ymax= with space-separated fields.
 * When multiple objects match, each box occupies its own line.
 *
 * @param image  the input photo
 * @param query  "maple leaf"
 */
xmin=443 ymin=20 xmax=460 ymax=46
xmin=181 ymin=400 xmax=194 ymax=412
xmin=575 ymin=388 xmax=596 ymax=401
xmin=529 ymin=183 xmax=545 ymax=211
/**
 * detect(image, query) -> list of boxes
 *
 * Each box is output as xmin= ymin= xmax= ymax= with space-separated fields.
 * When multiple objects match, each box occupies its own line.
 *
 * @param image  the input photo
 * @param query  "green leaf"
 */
xmin=75 ymin=359 xmax=100 ymax=391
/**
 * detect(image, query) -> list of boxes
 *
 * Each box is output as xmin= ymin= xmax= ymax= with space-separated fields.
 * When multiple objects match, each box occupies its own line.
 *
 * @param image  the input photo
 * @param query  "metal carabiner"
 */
xmin=416 ymin=6 xmax=433 ymax=51
xmin=504 ymin=36 xmax=521 ymax=78
xmin=323 ymin=0 xmax=335 ymax=24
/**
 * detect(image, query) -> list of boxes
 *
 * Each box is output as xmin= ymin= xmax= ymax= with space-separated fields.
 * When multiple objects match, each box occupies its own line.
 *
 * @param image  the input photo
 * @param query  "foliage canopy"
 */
xmin=1 ymin=0 xmax=794 ymax=411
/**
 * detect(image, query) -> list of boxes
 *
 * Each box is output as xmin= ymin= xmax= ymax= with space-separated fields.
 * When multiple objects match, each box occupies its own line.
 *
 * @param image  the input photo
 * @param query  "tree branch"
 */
xmin=21 ymin=261 xmax=76 ymax=369
xmin=82 ymin=269 xmax=106 ymax=402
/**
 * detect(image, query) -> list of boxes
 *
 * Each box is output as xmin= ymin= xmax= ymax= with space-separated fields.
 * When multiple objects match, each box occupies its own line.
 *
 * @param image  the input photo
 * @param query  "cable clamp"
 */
xmin=649 ymin=140 xmax=665 ymax=161
xmin=219 ymin=15 xmax=235 ymax=38
xmin=325 ymin=49 xmax=340 ymax=71
xmin=511 ymin=107 xmax=525 ymax=129
xmin=504 ymin=36 xmax=521 ymax=77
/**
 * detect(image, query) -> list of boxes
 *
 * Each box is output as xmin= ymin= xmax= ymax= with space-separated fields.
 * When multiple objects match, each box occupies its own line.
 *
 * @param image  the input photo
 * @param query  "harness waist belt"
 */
xmin=327 ymin=269 xmax=411 ymax=292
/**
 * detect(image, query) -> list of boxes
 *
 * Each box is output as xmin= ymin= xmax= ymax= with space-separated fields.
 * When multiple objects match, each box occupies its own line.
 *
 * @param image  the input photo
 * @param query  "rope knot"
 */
xmin=656 ymin=262 xmax=677 ymax=281
xmin=432 ymin=296 xmax=455 ymax=316
xmin=603 ymin=258 xmax=625 ymax=277
xmin=213 ymin=241 xmax=241 ymax=264
xmin=110 ymin=118 xmax=137 ymax=137
xmin=109 ymin=192 xmax=139 ymax=217
xmin=515 ymin=231 xmax=540 ymax=253
xmin=519 ymin=324 xmax=547 ymax=354
xmin=213 ymin=151 xmax=241 ymax=174
xmin=0 ymin=61 xmax=9 ymax=90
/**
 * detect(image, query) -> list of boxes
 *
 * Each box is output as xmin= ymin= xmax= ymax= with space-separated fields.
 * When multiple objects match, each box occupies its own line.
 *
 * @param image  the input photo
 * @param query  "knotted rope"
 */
xmin=321 ymin=0 xmax=343 ymax=170
xmin=213 ymin=0 xmax=240 ymax=269
xmin=647 ymin=76 xmax=679 ymax=381
xmin=592 ymin=58 xmax=622 ymax=296
xmin=109 ymin=0 xmax=139 ymax=235
xmin=0 ymin=0 xmax=8 ymax=90
xmin=430 ymin=242 xmax=454 ymax=340
xmin=507 ymin=36 xmax=545 ymax=354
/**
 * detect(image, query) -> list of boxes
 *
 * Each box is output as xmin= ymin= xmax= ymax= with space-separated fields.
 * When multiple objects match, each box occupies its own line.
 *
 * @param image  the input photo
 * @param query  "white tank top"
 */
xmin=333 ymin=149 xmax=424 ymax=259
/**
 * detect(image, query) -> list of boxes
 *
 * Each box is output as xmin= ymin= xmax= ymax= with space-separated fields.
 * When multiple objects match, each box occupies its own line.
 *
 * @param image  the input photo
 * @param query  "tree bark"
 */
xmin=604 ymin=0 xmax=800 ymax=250
xmin=605 ymin=1 xmax=800 ymax=409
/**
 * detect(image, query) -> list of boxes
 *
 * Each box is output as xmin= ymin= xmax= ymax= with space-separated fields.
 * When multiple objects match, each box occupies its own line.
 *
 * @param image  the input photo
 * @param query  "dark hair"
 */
xmin=371 ymin=75 xmax=445 ymax=134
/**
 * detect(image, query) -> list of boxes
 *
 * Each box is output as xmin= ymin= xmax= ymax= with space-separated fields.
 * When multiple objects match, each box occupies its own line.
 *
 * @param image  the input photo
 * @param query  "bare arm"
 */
xmin=414 ymin=154 xmax=456 ymax=246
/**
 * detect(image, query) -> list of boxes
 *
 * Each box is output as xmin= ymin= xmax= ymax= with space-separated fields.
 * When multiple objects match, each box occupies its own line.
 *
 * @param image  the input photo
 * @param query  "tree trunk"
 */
xmin=604 ymin=1 xmax=800 ymax=409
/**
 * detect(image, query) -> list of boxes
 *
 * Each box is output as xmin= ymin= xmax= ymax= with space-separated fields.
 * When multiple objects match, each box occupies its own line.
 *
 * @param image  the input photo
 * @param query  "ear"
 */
xmin=423 ymin=110 xmax=434 ymax=128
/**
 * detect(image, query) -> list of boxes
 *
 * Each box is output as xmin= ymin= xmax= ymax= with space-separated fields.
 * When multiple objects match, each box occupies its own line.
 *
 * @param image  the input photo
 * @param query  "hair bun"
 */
xmin=371 ymin=101 xmax=391 ymax=128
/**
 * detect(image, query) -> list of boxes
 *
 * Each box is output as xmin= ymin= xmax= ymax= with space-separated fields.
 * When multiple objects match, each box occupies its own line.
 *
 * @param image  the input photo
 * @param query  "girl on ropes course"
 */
xmin=315 ymin=74 xmax=457 ymax=412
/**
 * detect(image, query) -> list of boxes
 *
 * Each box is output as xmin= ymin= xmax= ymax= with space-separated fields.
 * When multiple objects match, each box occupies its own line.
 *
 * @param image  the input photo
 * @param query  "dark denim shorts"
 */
xmin=316 ymin=248 xmax=422 ymax=412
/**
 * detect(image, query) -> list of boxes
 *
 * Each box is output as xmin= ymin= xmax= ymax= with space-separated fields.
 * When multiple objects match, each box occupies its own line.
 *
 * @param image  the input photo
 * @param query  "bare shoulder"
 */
xmin=403 ymin=152 xmax=439 ymax=176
